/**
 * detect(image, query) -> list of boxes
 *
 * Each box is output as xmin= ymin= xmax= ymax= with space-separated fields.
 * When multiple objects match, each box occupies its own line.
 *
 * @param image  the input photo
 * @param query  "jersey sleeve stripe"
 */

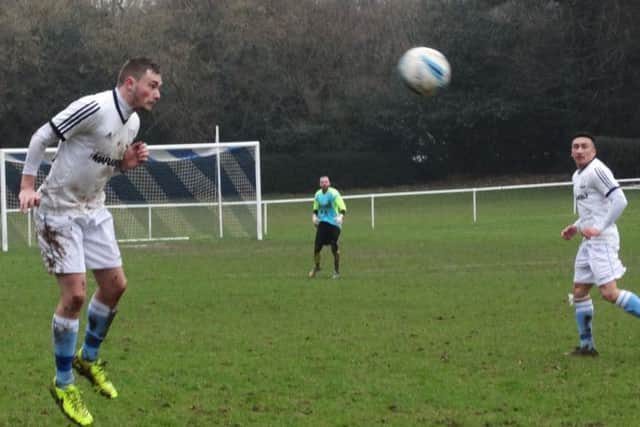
xmin=56 ymin=101 xmax=98 ymax=128
xmin=61 ymin=103 xmax=100 ymax=133
xmin=48 ymin=119 xmax=66 ymax=141
xmin=594 ymin=167 xmax=614 ymax=189
xmin=56 ymin=101 xmax=100 ymax=134
xmin=606 ymin=186 xmax=621 ymax=197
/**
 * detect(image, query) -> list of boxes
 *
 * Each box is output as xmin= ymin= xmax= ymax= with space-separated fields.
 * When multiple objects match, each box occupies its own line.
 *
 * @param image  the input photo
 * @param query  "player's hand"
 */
xmin=336 ymin=214 xmax=344 ymax=225
xmin=19 ymin=188 xmax=40 ymax=213
xmin=312 ymin=214 xmax=319 ymax=226
xmin=560 ymin=225 xmax=577 ymax=240
xmin=121 ymin=142 xmax=149 ymax=171
xmin=133 ymin=141 xmax=149 ymax=163
xmin=581 ymin=227 xmax=601 ymax=239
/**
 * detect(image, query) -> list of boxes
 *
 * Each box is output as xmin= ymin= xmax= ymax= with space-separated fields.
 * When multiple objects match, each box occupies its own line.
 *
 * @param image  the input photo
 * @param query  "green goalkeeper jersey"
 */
xmin=313 ymin=187 xmax=347 ymax=228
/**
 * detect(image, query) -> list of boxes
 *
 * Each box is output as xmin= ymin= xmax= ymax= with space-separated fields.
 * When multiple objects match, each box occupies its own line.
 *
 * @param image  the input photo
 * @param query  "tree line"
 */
xmin=1 ymin=0 xmax=639 ymax=192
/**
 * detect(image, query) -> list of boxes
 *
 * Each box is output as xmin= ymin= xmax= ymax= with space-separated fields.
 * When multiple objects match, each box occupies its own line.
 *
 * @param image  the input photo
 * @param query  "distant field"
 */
xmin=3 ymin=187 xmax=640 ymax=426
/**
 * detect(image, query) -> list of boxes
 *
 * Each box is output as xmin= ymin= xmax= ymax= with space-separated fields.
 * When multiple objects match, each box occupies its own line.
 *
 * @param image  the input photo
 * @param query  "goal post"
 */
xmin=1 ymin=141 xmax=262 ymax=252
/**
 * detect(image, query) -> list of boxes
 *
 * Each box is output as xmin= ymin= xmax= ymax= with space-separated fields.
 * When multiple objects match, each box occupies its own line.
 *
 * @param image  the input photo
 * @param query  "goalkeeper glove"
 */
xmin=312 ymin=214 xmax=319 ymax=226
xmin=336 ymin=214 xmax=344 ymax=225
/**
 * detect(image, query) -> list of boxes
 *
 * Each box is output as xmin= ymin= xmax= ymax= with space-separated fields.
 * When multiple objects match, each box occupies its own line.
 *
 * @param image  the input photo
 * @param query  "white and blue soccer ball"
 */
xmin=397 ymin=47 xmax=451 ymax=96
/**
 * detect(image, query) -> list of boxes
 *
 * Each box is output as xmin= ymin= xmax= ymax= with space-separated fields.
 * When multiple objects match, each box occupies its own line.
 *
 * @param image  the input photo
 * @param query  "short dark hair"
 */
xmin=572 ymin=131 xmax=596 ymax=146
xmin=117 ymin=57 xmax=160 ymax=85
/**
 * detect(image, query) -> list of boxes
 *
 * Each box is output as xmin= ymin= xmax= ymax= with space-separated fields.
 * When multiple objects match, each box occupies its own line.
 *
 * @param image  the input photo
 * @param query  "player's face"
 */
xmin=571 ymin=137 xmax=596 ymax=168
xmin=130 ymin=70 xmax=162 ymax=111
xmin=319 ymin=177 xmax=330 ymax=191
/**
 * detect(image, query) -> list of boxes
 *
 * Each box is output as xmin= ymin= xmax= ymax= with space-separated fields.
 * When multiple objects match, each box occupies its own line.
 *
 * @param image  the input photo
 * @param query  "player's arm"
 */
xmin=312 ymin=195 xmax=319 ymax=226
xmin=19 ymin=123 xmax=59 ymax=213
xmin=118 ymin=142 xmax=149 ymax=172
xmin=581 ymin=168 xmax=627 ymax=238
xmin=583 ymin=188 xmax=628 ymax=238
xmin=334 ymin=191 xmax=347 ymax=225
xmin=20 ymin=98 xmax=104 ymax=212
xmin=561 ymin=215 xmax=582 ymax=239
xmin=19 ymin=175 xmax=39 ymax=213
xmin=561 ymin=223 xmax=578 ymax=240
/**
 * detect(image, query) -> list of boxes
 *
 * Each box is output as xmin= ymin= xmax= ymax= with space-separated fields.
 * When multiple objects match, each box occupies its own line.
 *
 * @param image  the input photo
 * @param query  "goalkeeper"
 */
xmin=309 ymin=176 xmax=347 ymax=279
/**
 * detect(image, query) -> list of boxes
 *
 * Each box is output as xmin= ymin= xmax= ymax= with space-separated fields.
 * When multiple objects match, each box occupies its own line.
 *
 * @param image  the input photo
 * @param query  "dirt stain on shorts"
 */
xmin=39 ymin=221 xmax=66 ymax=272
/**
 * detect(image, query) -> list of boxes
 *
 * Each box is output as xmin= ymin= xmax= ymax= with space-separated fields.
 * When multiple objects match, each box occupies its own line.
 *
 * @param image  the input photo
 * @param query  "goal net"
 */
xmin=1 ymin=142 xmax=262 ymax=251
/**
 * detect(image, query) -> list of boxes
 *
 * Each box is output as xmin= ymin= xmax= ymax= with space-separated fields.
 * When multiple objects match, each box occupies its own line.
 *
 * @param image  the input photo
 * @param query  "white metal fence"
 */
xmin=261 ymin=178 xmax=640 ymax=236
xmin=5 ymin=178 xmax=640 ymax=246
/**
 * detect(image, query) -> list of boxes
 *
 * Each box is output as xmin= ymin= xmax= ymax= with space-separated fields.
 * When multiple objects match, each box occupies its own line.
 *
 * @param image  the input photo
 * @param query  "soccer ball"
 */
xmin=397 ymin=47 xmax=451 ymax=96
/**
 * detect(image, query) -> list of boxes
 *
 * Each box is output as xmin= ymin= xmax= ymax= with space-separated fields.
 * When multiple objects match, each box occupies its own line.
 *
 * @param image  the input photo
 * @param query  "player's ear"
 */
xmin=124 ymin=75 xmax=136 ymax=91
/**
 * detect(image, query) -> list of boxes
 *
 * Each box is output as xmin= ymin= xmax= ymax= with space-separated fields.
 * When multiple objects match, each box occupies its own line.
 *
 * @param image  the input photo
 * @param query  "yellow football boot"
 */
xmin=49 ymin=378 xmax=94 ymax=426
xmin=73 ymin=349 xmax=118 ymax=399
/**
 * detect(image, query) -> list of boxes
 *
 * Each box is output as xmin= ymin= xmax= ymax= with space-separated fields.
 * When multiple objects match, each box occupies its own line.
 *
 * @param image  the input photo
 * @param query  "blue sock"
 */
xmin=81 ymin=296 xmax=116 ymax=362
xmin=575 ymin=298 xmax=594 ymax=349
xmin=52 ymin=314 xmax=79 ymax=387
xmin=616 ymin=290 xmax=640 ymax=317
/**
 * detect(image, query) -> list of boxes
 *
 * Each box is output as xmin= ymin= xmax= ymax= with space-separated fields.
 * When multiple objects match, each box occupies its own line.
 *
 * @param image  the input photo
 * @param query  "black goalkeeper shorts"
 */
xmin=315 ymin=221 xmax=341 ymax=248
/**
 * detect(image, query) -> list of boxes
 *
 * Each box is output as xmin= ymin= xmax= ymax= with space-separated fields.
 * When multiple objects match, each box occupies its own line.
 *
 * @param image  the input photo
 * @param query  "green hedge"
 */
xmin=261 ymin=151 xmax=418 ymax=193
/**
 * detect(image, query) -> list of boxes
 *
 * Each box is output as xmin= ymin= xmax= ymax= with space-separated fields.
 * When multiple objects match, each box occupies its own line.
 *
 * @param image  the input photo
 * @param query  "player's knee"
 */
xmin=600 ymin=288 xmax=618 ymax=303
xmin=103 ymin=273 xmax=128 ymax=299
xmin=597 ymin=282 xmax=620 ymax=303
xmin=573 ymin=285 xmax=591 ymax=300
xmin=65 ymin=293 xmax=86 ymax=313
xmin=601 ymin=292 xmax=617 ymax=303
xmin=114 ymin=276 xmax=128 ymax=296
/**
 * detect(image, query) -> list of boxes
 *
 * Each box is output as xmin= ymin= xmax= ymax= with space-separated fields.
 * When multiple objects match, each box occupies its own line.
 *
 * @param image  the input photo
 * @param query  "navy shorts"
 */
xmin=315 ymin=221 xmax=341 ymax=248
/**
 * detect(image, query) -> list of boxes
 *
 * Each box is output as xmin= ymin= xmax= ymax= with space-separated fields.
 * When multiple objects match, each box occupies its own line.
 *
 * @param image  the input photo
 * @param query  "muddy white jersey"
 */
xmin=572 ymin=158 xmax=621 ymax=246
xmin=26 ymin=89 xmax=139 ymax=215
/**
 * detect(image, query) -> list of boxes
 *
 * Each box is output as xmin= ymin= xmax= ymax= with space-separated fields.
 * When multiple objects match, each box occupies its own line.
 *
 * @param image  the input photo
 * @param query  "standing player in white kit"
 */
xmin=561 ymin=132 xmax=640 ymax=357
xmin=19 ymin=58 xmax=161 ymax=426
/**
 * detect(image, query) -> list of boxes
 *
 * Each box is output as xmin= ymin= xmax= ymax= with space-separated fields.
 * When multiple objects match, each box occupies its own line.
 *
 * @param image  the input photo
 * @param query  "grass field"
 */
xmin=3 ymin=187 xmax=640 ymax=426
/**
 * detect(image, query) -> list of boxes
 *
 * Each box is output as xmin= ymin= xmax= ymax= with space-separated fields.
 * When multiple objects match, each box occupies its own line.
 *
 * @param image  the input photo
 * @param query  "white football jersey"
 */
xmin=572 ymin=158 xmax=621 ymax=246
xmin=37 ymin=89 xmax=140 ymax=214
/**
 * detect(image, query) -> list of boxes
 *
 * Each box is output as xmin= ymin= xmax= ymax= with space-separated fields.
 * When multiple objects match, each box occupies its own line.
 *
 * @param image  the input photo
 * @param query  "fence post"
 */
xmin=1 ymin=150 xmax=7 ymax=252
xmin=371 ymin=195 xmax=375 ymax=229
xmin=148 ymin=206 xmax=152 ymax=240
xmin=216 ymin=146 xmax=223 ymax=239
xmin=28 ymin=209 xmax=32 ymax=247
xmin=263 ymin=202 xmax=268 ymax=236
xmin=473 ymin=189 xmax=477 ymax=223
xmin=255 ymin=142 xmax=263 ymax=241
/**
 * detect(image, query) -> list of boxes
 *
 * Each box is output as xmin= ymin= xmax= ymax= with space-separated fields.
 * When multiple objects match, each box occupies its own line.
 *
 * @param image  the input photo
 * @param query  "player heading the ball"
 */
xmin=19 ymin=57 xmax=162 ymax=426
